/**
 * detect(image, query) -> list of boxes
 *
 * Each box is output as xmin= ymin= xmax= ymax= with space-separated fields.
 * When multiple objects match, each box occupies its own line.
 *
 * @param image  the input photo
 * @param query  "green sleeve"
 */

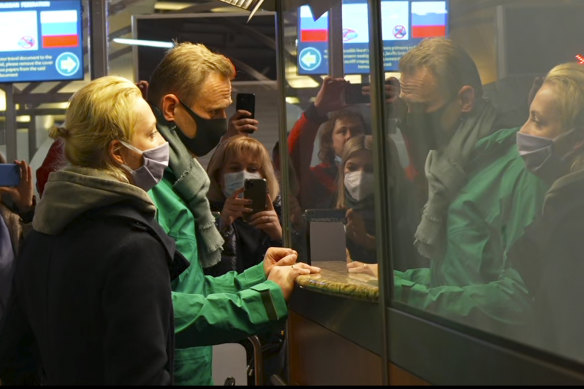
xmin=172 ymin=278 xmax=287 ymax=348
xmin=200 ymin=262 xmax=266 ymax=294
xmin=394 ymin=268 xmax=532 ymax=333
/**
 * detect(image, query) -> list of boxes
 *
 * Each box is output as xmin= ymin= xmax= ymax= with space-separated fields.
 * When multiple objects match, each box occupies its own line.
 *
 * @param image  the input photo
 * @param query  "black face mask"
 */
xmin=177 ymin=99 xmax=227 ymax=156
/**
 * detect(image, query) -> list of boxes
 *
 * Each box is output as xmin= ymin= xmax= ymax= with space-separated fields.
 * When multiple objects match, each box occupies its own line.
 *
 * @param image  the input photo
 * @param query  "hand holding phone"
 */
xmin=0 ymin=163 xmax=21 ymax=187
xmin=243 ymin=178 xmax=267 ymax=222
xmin=344 ymin=83 xmax=370 ymax=105
xmin=236 ymin=93 xmax=255 ymax=119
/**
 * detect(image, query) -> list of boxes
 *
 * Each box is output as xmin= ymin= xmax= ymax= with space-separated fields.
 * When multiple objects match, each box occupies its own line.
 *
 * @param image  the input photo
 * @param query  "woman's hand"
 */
xmin=248 ymin=194 xmax=282 ymax=241
xmin=225 ymin=110 xmax=259 ymax=138
xmin=0 ymin=160 xmax=34 ymax=214
xmin=220 ymin=187 xmax=252 ymax=227
xmin=345 ymin=208 xmax=375 ymax=249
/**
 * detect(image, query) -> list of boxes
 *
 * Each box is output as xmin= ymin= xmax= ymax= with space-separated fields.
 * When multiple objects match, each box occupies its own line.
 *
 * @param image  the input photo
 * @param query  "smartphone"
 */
xmin=0 ymin=163 xmax=20 ymax=187
xmin=236 ymin=93 xmax=255 ymax=119
xmin=344 ymin=83 xmax=370 ymax=105
xmin=243 ymin=178 xmax=267 ymax=222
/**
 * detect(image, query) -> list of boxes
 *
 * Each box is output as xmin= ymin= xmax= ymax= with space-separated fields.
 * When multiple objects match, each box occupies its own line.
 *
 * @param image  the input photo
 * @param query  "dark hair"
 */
xmin=318 ymin=109 xmax=366 ymax=164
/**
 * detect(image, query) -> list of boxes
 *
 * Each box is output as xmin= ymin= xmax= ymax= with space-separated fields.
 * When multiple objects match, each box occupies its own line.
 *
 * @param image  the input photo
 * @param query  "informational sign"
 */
xmin=0 ymin=1 xmax=84 ymax=83
xmin=297 ymin=0 xmax=448 ymax=75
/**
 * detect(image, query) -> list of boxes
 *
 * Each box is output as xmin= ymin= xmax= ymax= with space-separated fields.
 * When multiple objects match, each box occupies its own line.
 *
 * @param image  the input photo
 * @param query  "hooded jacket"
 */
xmin=148 ymin=168 xmax=289 ymax=386
xmin=394 ymin=127 xmax=548 ymax=336
xmin=0 ymin=166 xmax=187 ymax=385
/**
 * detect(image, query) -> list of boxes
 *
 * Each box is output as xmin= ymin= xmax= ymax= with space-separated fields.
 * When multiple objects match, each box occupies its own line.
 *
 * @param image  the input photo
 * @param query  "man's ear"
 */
xmin=109 ymin=139 xmax=125 ymax=165
xmin=457 ymin=85 xmax=475 ymax=113
xmin=161 ymin=94 xmax=180 ymax=122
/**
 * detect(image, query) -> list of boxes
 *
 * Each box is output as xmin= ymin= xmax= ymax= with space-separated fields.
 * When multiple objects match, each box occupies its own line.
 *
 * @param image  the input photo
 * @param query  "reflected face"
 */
xmin=332 ymin=117 xmax=365 ymax=157
xmin=400 ymin=67 xmax=445 ymax=113
xmin=344 ymin=150 xmax=373 ymax=175
xmin=175 ymin=72 xmax=232 ymax=138
xmin=519 ymin=83 xmax=563 ymax=139
xmin=400 ymin=66 xmax=461 ymax=134
xmin=123 ymin=98 xmax=165 ymax=169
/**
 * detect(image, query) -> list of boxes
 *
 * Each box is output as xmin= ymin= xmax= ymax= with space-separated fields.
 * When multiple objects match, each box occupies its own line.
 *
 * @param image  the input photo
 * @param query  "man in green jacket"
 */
xmin=145 ymin=42 xmax=320 ymax=385
xmin=390 ymin=38 xmax=547 ymax=335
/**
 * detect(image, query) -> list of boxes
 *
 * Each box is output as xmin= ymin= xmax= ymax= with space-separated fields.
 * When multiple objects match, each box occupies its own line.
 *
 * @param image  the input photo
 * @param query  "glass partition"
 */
xmin=280 ymin=0 xmax=584 ymax=382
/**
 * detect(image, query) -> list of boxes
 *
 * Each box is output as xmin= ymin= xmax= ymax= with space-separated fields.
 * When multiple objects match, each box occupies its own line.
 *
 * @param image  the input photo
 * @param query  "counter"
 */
xmin=295 ymin=260 xmax=379 ymax=301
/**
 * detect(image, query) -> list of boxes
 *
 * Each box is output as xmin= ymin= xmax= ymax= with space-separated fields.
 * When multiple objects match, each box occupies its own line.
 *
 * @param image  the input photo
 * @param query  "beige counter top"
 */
xmin=295 ymin=261 xmax=379 ymax=302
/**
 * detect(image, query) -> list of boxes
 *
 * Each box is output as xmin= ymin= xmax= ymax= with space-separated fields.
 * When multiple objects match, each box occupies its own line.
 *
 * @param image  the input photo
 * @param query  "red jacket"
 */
xmin=36 ymin=138 xmax=66 ymax=197
xmin=288 ymin=107 xmax=338 ymax=209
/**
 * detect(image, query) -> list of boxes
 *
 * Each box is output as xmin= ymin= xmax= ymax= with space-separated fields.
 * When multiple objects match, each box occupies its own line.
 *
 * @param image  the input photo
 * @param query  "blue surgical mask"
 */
xmin=120 ymin=140 xmax=169 ymax=192
xmin=178 ymin=99 xmax=227 ymax=156
xmin=222 ymin=170 xmax=262 ymax=198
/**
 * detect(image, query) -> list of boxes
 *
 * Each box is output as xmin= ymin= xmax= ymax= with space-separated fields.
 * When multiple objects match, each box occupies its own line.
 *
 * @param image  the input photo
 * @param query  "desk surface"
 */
xmin=295 ymin=261 xmax=379 ymax=301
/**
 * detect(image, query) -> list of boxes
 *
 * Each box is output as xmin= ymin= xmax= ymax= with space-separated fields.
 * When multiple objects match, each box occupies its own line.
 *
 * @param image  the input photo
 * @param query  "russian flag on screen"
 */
xmin=40 ymin=10 xmax=79 ymax=48
xmin=411 ymin=2 xmax=447 ymax=38
xmin=299 ymin=5 xmax=328 ymax=42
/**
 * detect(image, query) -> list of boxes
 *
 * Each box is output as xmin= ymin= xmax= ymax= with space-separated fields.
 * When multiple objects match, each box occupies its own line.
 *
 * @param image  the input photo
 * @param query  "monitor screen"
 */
xmin=0 ymin=0 xmax=84 ymax=83
xmin=133 ymin=12 xmax=276 ymax=83
xmin=297 ymin=0 xmax=449 ymax=75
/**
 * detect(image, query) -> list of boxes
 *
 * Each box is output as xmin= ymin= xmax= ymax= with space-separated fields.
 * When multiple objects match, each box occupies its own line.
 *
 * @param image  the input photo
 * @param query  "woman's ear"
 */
xmin=161 ymin=94 xmax=180 ymax=122
xmin=109 ymin=139 xmax=125 ymax=165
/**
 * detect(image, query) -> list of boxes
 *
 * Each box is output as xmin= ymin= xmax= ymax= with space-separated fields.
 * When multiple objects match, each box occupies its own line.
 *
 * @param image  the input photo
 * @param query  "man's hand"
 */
xmin=347 ymin=261 xmax=378 ymax=278
xmin=262 ymin=247 xmax=298 ymax=277
xmin=267 ymin=263 xmax=321 ymax=300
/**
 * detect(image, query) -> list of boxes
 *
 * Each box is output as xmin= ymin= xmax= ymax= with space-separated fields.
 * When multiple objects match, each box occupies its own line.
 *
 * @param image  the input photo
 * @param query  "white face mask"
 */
xmin=344 ymin=170 xmax=375 ymax=201
xmin=222 ymin=170 xmax=262 ymax=198
xmin=119 ymin=140 xmax=169 ymax=192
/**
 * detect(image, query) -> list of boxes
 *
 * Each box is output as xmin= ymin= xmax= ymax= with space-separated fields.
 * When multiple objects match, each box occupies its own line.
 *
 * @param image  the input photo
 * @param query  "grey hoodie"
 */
xmin=33 ymin=165 xmax=156 ymax=235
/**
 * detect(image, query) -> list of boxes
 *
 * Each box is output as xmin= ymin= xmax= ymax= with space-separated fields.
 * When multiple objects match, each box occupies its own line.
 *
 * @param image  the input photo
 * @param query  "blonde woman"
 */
xmin=0 ymin=75 xmax=188 ymax=385
xmin=510 ymin=62 xmax=584 ymax=360
xmin=206 ymin=134 xmax=282 ymax=275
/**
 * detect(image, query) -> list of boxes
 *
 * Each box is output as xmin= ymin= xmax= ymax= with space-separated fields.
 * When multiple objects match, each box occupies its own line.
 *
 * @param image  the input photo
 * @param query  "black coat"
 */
xmin=511 ymin=169 xmax=584 ymax=361
xmin=205 ymin=197 xmax=283 ymax=276
xmin=0 ymin=203 xmax=188 ymax=385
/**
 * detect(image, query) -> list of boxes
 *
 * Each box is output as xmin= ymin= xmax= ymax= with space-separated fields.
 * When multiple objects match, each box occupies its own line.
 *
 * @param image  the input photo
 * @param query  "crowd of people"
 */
xmin=0 ymin=33 xmax=583 ymax=385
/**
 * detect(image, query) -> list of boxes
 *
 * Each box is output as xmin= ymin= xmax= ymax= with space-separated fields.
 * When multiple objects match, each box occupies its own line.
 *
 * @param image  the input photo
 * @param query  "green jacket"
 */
xmin=149 ymin=171 xmax=288 ymax=386
xmin=395 ymin=127 xmax=548 ymax=334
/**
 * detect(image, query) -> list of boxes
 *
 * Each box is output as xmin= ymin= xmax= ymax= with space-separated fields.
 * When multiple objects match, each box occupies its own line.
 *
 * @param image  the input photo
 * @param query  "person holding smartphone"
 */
xmin=206 ymin=134 xmax=282 ymax=275
xmin=206 ymin=134 xmax=287 ymax=383
xmin=0 ymin=155 xmax=35 ymax=332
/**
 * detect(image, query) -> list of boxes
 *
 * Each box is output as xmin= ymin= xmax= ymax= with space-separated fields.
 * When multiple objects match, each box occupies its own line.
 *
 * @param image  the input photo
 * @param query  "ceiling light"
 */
xmin=113 ymin=38 xmax=174 ymax=48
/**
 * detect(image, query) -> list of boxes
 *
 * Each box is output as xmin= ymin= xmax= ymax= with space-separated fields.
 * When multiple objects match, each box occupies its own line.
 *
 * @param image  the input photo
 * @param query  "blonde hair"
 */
xmin=399 ymin=37 xmax=483 ymax=99
xmin=207 ymin=135 xmax=279 ymax=202
xmin=543 ymin=62 xmax=584 ymax=171
xmin=147 ymin=42 xmax=236 ymax=107
xmin=336 ymin=134 xmax=373 ymax=209
xmin=49 ymin=75 xmax=143 ymax=182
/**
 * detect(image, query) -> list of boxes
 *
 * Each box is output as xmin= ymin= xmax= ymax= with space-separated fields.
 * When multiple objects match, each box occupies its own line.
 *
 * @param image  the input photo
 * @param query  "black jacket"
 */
xmin=0 ymin=168 xmax=188 ymax=385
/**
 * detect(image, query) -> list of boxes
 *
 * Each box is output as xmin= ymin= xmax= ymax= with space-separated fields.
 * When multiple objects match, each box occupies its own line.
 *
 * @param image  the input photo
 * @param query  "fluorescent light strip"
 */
xmin=113 ymin=38 xmax=174 ymax=48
